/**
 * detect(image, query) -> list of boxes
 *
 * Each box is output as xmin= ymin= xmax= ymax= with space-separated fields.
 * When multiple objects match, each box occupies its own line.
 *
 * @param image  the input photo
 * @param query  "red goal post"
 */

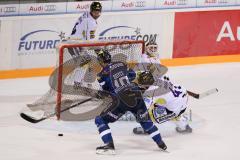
xmin=56 ymin=40 xmax=145 ymax=120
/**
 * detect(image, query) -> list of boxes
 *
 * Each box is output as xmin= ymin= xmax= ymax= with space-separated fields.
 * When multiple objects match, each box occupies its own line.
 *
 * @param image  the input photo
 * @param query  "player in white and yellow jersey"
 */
xmin=133 ymin=41 xmax=192 ymax=134
xmin=69 ymin=2 xmax=102 ymax=87
xmin=71 ymin=1 xmax=101 ymax=40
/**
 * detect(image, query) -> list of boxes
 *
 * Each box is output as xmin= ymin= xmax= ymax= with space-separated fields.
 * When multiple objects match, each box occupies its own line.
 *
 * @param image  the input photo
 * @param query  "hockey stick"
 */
xmin=27 ymin=100 xmax=56 ymax=108
xmin=20 ymin=98 xmax=92 ymax=123
xmin=187 ymin=88 xmax=218 ymax=99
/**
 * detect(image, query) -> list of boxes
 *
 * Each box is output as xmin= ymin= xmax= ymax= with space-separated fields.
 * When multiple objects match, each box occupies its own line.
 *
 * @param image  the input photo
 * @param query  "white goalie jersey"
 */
xmin=141 ymin=53 xmax=160 ymax=64
xmin=71 ymin=12 xmax=98 ymax=40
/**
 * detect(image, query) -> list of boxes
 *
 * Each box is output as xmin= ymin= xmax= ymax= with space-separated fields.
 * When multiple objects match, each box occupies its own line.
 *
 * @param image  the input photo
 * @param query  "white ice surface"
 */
xmin=0 ymin=63 xmax=240 ymax=160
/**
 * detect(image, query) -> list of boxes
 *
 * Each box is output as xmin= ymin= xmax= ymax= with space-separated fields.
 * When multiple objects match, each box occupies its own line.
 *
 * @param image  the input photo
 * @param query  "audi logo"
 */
xmin=135 ymin=1 xmax=146 ymax=8
xmin=177 ymin=0 xmax=188 ymax=5
xmin=44 ymin=5 xmax=56 ymax=12
xmin=4 ymin=7 xmax=16 ymax=13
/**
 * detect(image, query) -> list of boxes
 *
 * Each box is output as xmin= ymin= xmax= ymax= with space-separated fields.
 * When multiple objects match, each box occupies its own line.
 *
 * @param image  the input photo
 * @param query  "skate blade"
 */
xmin=96 ymin=149 xmax=116 ymax=155
xmin=176 ymin=128 xmax=193 ymax=134
xmin=160 ymin=149 xmax=170 ymax=153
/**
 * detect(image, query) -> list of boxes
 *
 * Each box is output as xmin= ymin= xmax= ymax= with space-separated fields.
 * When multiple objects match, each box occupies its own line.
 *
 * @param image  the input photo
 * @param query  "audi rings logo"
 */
xmin=44 ymin=5 xmax=56 ymax=12
xmin=4 ymin=7 xmax=16 ymax=13
xmin=135 ymin=1 xmax=146 ymax=8
xmin=177 ymin=0 xmax=188 ymax=5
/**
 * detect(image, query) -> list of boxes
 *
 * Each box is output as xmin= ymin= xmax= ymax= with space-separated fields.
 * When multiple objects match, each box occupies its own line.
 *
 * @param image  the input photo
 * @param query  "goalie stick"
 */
xmin=187 ymin=88 xmax=218 ymax=99
xmin=20 ymin=98 xmax=92 ymax=123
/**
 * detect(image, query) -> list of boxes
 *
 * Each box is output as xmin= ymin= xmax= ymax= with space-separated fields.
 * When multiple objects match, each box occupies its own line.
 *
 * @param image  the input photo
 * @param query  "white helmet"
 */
xmin=145 ymin=41 xmax=158 ymax=57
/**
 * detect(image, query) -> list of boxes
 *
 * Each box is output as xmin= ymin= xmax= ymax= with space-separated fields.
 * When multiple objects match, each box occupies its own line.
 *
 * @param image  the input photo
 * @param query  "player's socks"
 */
xmin=141 ymin=122 xmax=168 ymax=151
xmin=95 ymin=116 xmax=113 ymax=143
xmin=134 ymin=125 xmax=167 ymax=151
xmin=140 ymin=122 xmax=164 ymax=145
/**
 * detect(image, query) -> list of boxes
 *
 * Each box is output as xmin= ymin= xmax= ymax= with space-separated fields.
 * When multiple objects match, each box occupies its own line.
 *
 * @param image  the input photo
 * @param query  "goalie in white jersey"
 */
xmin=69 ymin=2 xmax=102 ymax=87
xmin=133 ymin=41 xmax=192 ymax=134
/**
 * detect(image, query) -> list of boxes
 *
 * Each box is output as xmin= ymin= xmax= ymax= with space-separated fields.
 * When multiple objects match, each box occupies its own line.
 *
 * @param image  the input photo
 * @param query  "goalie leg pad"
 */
xmin=148 ymin=104 xmax=176 ymax=124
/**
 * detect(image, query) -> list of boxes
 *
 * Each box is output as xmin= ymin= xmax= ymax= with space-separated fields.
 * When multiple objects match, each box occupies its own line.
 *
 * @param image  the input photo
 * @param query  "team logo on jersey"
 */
xmin=90 ymin=30 xmax=96 ymax=39
xmin=18 ymin=30 xmax=60 ymax=55
xmin=98 ymin=25 xmax=157 ymax=44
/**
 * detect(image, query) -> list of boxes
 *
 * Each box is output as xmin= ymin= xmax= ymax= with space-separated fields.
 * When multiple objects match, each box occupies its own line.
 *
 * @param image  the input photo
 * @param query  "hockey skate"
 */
xmin=96 ymin=142 xmax=116 ymax=155
xmin=176 ymin=124 xmax=192 ymax=134
xmin=132 ymin=126 xmax=147 ymax=135
xmin=158 ymin=141 xmax=168 ymax=151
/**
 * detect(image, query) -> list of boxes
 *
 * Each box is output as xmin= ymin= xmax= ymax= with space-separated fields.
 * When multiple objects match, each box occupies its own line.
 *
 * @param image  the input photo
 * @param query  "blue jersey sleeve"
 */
xmin=127 ymin=68 xmax=136 ymax=82
xmin=97 ymin=65 xmax=114 ymax=93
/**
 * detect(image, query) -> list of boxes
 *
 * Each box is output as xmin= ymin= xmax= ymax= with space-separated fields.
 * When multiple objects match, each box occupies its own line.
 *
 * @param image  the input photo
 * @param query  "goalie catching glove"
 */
xmin=137 ymin=71 xmax=155 ymax=86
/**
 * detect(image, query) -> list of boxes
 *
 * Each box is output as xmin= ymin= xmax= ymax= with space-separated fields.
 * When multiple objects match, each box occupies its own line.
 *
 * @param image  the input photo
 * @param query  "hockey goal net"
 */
xmin=28 ymin=40 xmax=145 ymax=120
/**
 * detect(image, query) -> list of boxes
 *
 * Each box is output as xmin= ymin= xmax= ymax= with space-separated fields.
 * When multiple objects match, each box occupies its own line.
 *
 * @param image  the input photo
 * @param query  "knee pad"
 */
xmin=95 ymin=116 xmax=105 ymax=127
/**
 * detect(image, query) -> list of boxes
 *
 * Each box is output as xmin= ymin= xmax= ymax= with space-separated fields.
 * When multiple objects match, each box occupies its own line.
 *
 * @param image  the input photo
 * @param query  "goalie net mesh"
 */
xmin=28 ymin=40 xmax=145 ymax=120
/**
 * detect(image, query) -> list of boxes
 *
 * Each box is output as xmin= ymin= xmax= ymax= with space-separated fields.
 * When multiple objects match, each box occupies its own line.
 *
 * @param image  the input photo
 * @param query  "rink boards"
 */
xmin=0 ymin=7 xmax=240 ymax=78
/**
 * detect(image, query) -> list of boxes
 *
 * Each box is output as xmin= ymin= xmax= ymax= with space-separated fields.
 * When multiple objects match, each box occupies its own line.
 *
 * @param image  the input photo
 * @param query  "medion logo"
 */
xmin=18 ymin=30 xmax=60 ymax=52
xmin=98 ymin=26 xmax=157 ymax=43
xmin=217 ymin=21 xmax=240 ymax=42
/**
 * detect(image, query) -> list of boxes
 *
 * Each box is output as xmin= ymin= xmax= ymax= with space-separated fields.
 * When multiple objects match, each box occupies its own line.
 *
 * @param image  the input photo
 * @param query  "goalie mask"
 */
xmin=145 ymin=41 xmax=158 ymax=57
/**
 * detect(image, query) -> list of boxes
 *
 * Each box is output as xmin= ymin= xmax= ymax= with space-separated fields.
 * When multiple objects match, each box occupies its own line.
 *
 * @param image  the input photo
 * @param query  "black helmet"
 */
xmin=96 ymin=49 xmax=111 ymax=64
xmin=90 ymin=2 xmax=102 ymax=12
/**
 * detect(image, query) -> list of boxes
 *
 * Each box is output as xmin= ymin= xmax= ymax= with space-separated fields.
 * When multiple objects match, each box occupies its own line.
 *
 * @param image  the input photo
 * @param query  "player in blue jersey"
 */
xmin=94 ymin=49 xmax=167 ymax=155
